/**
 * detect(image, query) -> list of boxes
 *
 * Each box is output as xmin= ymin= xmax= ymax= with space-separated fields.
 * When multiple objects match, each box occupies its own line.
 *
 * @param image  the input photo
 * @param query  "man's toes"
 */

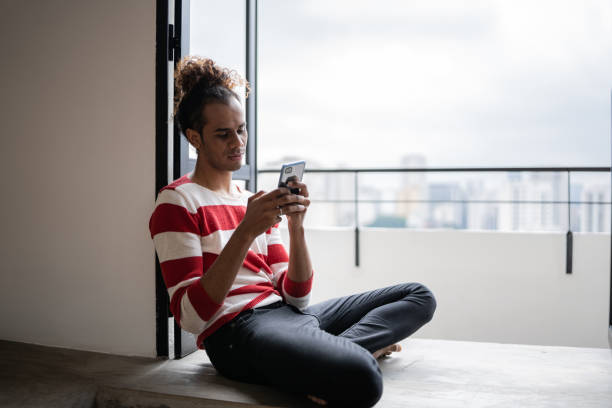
xmin=307 ymin=394 xmax=328 ymax=405
xmin=383 ymin=344 xmax=402 ymax=356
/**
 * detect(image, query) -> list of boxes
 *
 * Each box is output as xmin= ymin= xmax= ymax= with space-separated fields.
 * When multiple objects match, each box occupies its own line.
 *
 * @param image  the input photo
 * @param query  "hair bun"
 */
xmin=174 ymin=56 xmax=250 ymax=113
xmin=172 ymin=56 xmax=251 ymax=136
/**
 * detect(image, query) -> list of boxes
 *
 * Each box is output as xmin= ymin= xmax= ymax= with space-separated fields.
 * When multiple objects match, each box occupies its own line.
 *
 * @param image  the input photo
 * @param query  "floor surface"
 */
xmin=0 ymin=337 xmax=610 ymax=407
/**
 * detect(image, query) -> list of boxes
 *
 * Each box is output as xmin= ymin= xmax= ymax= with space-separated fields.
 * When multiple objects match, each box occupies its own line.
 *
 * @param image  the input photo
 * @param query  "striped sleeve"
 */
xmin=149 ymin=188 xmax=223 ymax=334
xmin=267 ymin=224 xmax=313 ymax=310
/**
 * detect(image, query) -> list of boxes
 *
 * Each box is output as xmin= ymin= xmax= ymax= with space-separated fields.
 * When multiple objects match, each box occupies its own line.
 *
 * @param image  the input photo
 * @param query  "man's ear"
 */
xmin=185 ymin=128 xmax=203 ymax=151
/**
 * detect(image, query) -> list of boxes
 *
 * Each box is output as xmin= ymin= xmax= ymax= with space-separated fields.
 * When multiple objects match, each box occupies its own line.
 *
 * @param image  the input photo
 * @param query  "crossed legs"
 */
xmin=205 ymin=282 xmax=436 ymax=407
xmin=243 ymin=282 xmax=437 ymax=407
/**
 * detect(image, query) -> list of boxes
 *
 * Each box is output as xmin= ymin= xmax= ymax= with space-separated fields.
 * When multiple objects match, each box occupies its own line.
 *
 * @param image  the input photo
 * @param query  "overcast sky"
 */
xmin=191 ymin=0 xmax=612 ymax=169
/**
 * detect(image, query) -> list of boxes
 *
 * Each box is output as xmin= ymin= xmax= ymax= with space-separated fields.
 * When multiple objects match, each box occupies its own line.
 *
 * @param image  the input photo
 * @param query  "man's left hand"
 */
xmin=279 ymin=180 xmax=310 ymax=229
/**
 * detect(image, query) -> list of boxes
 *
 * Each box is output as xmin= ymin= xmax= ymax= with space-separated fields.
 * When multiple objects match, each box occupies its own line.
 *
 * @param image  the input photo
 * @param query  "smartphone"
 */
xmin=278 ymin=160 xmax=306 ymax=194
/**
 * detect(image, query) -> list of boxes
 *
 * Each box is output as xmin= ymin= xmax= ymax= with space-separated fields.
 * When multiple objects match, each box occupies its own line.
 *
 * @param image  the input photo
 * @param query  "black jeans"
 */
xmin=203 ymin=282 xmax=437 ymax=408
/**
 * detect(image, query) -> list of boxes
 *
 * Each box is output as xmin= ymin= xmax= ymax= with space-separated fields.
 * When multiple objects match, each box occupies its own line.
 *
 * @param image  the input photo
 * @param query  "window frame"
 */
xmin=154 ymin=0 xmax=259 ymax=358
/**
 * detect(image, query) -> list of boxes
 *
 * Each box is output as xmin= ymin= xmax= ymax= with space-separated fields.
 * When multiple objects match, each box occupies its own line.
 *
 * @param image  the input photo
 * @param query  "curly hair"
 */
xmin=173 ymin=56 xmax=251 ymax=136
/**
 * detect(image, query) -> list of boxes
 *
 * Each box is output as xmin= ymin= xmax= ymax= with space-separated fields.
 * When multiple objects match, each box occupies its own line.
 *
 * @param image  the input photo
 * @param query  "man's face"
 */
xmin=198 ymin=98 xmax=247 ymax=172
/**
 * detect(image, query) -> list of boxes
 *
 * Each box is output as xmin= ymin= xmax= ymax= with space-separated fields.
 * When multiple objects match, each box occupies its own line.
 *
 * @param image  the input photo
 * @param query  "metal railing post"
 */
xmin=355 ymin=171 xmax=360 ymax=267
xmin=566 ymin=171 xmax=573 ymax=274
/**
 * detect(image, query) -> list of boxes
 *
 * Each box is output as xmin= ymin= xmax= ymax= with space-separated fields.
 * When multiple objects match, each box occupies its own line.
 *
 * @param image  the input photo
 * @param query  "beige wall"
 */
xmin=0 ymin=1 xmax=157 ymax=357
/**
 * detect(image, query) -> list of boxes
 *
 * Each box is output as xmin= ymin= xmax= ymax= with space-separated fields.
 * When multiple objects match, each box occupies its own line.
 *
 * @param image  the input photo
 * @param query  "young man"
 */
xmin=150 ymin=56 xmax=437 ymax=407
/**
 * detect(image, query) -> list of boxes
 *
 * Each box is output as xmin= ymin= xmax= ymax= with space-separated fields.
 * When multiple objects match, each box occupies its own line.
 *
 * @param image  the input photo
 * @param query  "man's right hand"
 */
xmin=239 ymin=187 xmax=292 ymax=238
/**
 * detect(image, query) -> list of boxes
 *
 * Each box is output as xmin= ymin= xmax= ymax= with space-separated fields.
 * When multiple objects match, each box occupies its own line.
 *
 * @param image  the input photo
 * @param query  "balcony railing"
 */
xmin=258 ymin=166 xmax=611 ymax=269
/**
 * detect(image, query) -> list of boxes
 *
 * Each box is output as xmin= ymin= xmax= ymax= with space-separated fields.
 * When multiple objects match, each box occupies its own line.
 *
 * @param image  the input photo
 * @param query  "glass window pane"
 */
xmin=260 ymin=169 xmax=609 ymax=231
xmin=188 ymin=1 xmax=247 ymax=173
xmin=570 ymin=172 xmax=611 ymax=203
xmin=571 ymin=203 xmax=610 ymax=233
xmin=359 ymin=199 xmax=569 ymax=231
xmin=189 ymin=0 xmax=246 ymax=84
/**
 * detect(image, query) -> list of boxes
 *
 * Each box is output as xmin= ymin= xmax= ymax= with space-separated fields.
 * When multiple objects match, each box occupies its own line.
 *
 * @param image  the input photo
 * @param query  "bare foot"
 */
xmin=372 ymin=343 xmax=402 ymax=359
xmin=307 ymin=394 xmax=328 ymax=405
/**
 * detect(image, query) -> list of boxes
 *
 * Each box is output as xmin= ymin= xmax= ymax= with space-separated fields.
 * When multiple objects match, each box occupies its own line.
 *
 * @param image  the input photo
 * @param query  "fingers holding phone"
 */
xmin=276 ymin=161 xmax=308 ymax=215
xmin=286 ymin=178 xmax=309 ymax=198
xmin=282 ymin=189 xmax=310 ymax=230
xmin=242 ymin=188 xmax=292 ymax=236
xmin=277 ymin=186 xmax=309 ymax=215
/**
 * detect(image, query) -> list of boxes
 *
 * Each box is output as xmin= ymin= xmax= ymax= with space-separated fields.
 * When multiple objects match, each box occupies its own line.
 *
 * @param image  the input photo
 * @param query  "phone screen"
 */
xmin=278 ymin=161 xmax=306 ymax=193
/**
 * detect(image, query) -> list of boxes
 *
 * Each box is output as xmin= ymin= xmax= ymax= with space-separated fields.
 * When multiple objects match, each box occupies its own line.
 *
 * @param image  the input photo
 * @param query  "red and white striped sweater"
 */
xmin=149 ymin=174 xmax=313 ymax=350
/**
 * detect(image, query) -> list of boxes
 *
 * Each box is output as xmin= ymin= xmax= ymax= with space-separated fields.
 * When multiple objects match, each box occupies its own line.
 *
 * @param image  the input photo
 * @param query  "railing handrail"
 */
xmin=258 ymin=166 xmax=610 ymax=173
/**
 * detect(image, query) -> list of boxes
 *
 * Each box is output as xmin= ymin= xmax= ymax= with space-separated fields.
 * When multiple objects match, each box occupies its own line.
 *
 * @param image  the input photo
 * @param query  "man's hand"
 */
xmin=281 ymin=180 xmax=310 ymax=230
xmin=238 ymin=186 xmax=302 ymax=237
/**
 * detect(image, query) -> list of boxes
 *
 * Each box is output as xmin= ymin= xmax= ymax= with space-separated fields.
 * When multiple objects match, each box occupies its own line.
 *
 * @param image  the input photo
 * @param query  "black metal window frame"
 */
xmin=155 ymin=0 xmax=258 ymax=358
xmin=155 ymin=0 xmax=171 ymax=359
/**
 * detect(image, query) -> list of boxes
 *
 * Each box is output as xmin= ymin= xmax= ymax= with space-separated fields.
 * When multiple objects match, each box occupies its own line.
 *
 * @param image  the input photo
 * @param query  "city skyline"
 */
xmin=257 ymin=152 xmax=611 ymax=234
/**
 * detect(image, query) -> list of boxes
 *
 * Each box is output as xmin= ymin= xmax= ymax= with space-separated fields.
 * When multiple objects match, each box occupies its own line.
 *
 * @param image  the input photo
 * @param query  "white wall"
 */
xmin=281 ymin=228 xmax=611 ymax=349
xmin=0 ymin=1 xmax=156 ymax=357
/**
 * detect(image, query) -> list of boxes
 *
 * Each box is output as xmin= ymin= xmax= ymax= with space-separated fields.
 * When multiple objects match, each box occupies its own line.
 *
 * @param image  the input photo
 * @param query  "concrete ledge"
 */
xmin=0 ymin=340 xmax=313 ymax=408
xmin=2 ymin=337 xmax=611 ymax=407
xmin=95 ymin=385 xmax=283 ymax=408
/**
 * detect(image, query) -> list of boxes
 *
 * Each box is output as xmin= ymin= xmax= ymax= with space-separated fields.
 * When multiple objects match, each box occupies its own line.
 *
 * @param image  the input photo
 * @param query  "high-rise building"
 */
xmin=498 ymin=172 xmax=566 ymax=232
xmin=396 ymin=154 xmax=428 ymax=228
xmin=579 ymin=183 xmax=610 ymax=233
